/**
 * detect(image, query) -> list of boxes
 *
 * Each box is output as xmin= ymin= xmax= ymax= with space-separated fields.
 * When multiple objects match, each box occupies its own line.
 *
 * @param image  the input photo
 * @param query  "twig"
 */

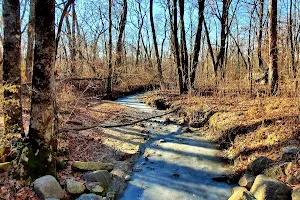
xmin=59 ymin=108 xmax=177 ymax=133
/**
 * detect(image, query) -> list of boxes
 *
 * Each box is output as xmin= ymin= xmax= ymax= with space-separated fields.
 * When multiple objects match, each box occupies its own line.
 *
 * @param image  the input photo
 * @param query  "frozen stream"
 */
xmin=116 ymin=95 xmax=233 ymax=200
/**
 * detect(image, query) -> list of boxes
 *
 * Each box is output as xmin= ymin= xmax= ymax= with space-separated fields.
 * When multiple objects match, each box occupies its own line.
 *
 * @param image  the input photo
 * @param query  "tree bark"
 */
xmin=268 ymin=0 xmax=278 ymax=95
xmin=115 ymin=0 xmax=127 ymax=69
xmin=106 ymin=0 xmax=113 ymax=98
xmin=190 ymin=0 xmax=205 ymax=89
xmin=2 ymin=0 xmax=24 ymax=151
xmin=216 ymin=0 xmax=230 ymax=81
xmin=150 ymin=0 xmax=163 ymax=85
xmin=171 ymin=0 xmax=184 ymax=94
xmin=25 ymin=0 xmax=56 ymax=178
xmin=257 ymin=0 xmax=265 ymax=71
xmin=179 ymin=0 xmax=189 ymax=92
xmin=289 ymin=0 xmax=296 ymax=78
xmin=25 ymin=0 xmax=35 ymax=82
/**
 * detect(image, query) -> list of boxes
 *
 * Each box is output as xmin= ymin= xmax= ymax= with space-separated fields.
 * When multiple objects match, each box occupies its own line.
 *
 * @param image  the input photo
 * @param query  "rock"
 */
xmin=164 ymin=118 xmax=171 ymax=125
xmin=73 ymin=161 xmax=114 ymax=172
xmin=295 ymin=169 xmax=300 ymax=180
xmin=33 ymin=175 xmax=65 ymax=199
xmin=287 ymin=175 xmax=299 ymax=185
xmin=82 ymin=170 xmax=112 ymax=189
xmin=76 ymin=193 xmax=103 ymax=200
xmin=247 ymin=156 xmax=273 ymax=175
xmin=182 ymin=127 xmax=192 ymax=133
xmin=285 ymin=162 xmax=296 ymax=176
xmin=238 ymin=174 xmax=255 ymax=189
xmin=0 ymin=162 xmax=12 ymax=171
xmin=264 ymin=165 xmax=285 ymax=179
xmin=86 ymin=182 xmax=105 ymax=196
xmin=292 ymin=186 xmax=300 ymax=200
xmin=228 ymin=190 xmax=256 ymax=200
xmin=133 ymin=166 xmax=142 ymax=172
xmin=231 ymin=186 xmax=248 ymax=195
xmin=177 ymin=118 xmax=185 ymax=125
xmin=66 ymin=179 xmax=85 ymax=195
xmin=124 ymin=175 xmax=131 ymax=181
xmin=250 ymin=174 xmax=291 ymax=200
xmin=159 ymin=139 xmax=166 ymax=143
xmin=281 ymin=146 xmax=299 ymax=161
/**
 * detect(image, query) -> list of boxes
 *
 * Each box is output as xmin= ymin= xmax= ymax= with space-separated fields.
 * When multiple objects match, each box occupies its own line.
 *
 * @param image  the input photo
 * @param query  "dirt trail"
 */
xmin=116 ymin=95 xmax=233 ymax=200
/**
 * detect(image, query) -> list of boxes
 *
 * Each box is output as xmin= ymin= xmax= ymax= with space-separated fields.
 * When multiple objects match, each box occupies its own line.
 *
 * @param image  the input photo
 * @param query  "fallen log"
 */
xmin=59 ymin=108 xmax=177 ymax=133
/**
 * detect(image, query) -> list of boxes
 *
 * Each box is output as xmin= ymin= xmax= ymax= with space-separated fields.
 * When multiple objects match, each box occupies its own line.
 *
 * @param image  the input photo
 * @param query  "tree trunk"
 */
xmin=115 ymin=0 xmax=127 ymax=69
xmin=106 ymin=0 xmax=113 ymax=98
xmin=171 ymin=0 xmax=184 ymax=94
xmin=257 ymin=0 xmax=265 ymax=71
xmin=179 ymin=0 xmax=189 ymax=92
xmin=25 ymin=0 xmax=35 ymax=82
xmin=289 ymin=0 xmax=296 ymax=78
xmin=216 ymin=0 xmax=230 ymax=81
xmin=150 ymin=0 xmax=163 ymax=85
xmin=25 ymin=0 xmax=56 ymax=178
xmin=2 ymin=0 xmax=24 ymax=153
xmin=190 ymin=0 xmax=205 ymax=89
xmin=203 ymin=18 xmax=217 ymax=80
xmin=268 ymin=0 xmax=279 ymax=95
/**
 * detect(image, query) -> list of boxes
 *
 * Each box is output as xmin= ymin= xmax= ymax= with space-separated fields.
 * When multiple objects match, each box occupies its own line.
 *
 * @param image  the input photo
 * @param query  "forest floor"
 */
xmin=144 ymin=90 xmax=300 ymax=185
xmin=0 ymin=92 xmax=156 ymax=199
xmin=1 ymin=88 xmax=300 ymax=199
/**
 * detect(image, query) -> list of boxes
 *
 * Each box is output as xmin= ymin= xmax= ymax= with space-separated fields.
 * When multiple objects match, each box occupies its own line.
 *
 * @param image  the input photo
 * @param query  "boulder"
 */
xmin=239 ymin=174 xmax=256 ymax=189
xmin=33 ymin=175 xmax=65 ymax=199
xmin=66 ymin=179 xmax=86 ymax=195
xmin=86 ymin=182 xmax=105 ymax=196
xmin=250 ymin=175 xmax=291 ymax=200
xmin=76 ymin=194 xmax=103 ymax=200
xmin=231 ymin=186 xmax=248 ymax=195
xmin=228 ymin=190 xmax=256 ymax=200
xmin=292 ymin=186 xmax=300 ymax=200
xmin=82 ymin=170 xmax=112 ymax=189
xmin=73 ymin=161 xmax=114 ymax=172
xmin=281 ymin=146 xmax=299 ymax=161
xmin=247 ymin=157 xmax=273 ymax=175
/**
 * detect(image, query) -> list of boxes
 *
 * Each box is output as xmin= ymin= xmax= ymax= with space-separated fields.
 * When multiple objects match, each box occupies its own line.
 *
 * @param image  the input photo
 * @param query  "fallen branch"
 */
xmin=59 ymin=108 xmax=177 ymax=132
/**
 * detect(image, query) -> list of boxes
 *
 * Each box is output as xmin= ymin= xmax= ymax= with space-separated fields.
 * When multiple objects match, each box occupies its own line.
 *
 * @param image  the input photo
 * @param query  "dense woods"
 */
xmin=0 ymin=0 xmax=300 ymax=199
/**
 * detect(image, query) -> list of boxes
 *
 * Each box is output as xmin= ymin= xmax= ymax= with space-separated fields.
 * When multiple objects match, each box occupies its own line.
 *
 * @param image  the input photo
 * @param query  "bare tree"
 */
xmin=190 ymin=0 xmax=205 ymax=89
xmin=257 ymin=0 xmax=265 ymax=71
xmin=2 ymin=0 xmax=24 ymax=150
xmin=268 ymin=0 xmax=278 ymax=95
xmin=215 ymin=0 xmax=231 ymax=80
xmin=171 ymin=0 xmax=184 ymax=94
xmin=106 ymin=0 xmax=113 ymax=98
xmin=25 ymin=0 xmax=35 ymax=81
xmin=115 ymin=0 xmax=128 ymax=68
xmin=25 ymin=0 xmax=56 ymax=178
xmin=150 ymin=0 xmax=163 ymax=85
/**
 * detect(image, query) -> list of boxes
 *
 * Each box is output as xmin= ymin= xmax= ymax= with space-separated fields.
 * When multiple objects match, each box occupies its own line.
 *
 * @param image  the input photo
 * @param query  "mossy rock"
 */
xmin=264 ymin=165 xmax=285 ymax=179
xmin=0 ymin=162 xmax=12 ymax=171
xmin=72 ymin=161 xmax=114 ymax=172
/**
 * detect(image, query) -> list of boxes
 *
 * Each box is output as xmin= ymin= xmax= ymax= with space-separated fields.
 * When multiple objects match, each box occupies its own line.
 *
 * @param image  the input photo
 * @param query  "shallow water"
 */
xmin=116 ymin=95 xmax=233 ymax=200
